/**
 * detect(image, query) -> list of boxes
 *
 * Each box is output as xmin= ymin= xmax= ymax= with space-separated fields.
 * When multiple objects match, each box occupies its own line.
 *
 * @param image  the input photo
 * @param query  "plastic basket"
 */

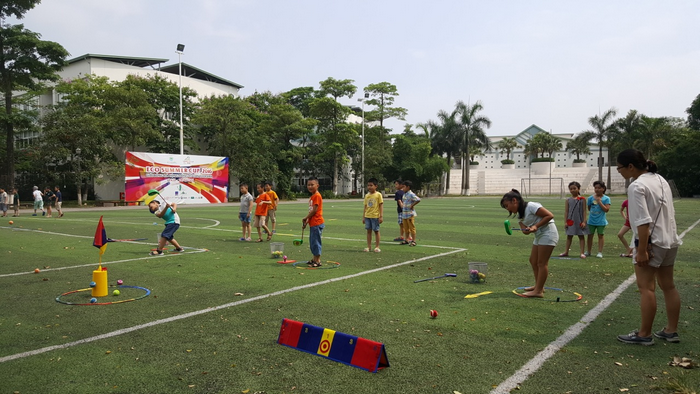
xmin=270 ymin=242 xmax=285 ymax=258
xmin=468 ymin=262 xmax=488 ymax=283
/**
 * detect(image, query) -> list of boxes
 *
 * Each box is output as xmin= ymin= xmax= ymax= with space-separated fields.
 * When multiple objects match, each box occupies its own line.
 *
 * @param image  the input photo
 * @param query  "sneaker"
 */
xmin=617 ymin=330 xmax=654 ymax=346
xmin=596 ymin=252 xmax=603 ymax=258
xmin=59 ymin=213 xmax=64 ymax=218
xmin=32 ymin=213 xmax=37 ymax=216
xmin=374 ymin=247 xmax=381 ymax=253
xmin=245 ymin=237 xmax=252 ymax=241
xmin=363 ymin=248 xmax=370 ymax=252
xmin=584 ymin=251 xmax=590 ymax=257
xmin=174 ymin=247 xmax=184 ymax=252
xmin=393 ymin=237 xmax=404 ymax=242
xmin=653 ymin=329 xmax=680 ymax=343
xmin=239 ymin=237 xmax=246 ymax=241
xmin=42 ymin=211 xmax=45 ymax=216
xmin=272 ymin=230 xmax=276 ymax=234
xmin=149 ymin=250 xmax=164 ymax=256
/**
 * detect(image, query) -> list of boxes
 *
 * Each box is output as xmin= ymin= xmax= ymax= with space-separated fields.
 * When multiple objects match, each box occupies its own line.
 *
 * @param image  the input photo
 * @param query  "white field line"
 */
xmin=0 ymin=248 xmax=465 ymax=364
xmin=491 ymin=217 xmax=700 ymax=394
xmin=0 ymin=227 xmax=207 ymax=278
xmin=193 ymin=217 xmax=221 ymax=228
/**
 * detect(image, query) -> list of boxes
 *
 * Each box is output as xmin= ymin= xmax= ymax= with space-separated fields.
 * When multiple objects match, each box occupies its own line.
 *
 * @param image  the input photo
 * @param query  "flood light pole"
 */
xmin=176 ymin=44 xmax=185 ymax=155
xmin=358 ymin=92 xmax=369 ymax=195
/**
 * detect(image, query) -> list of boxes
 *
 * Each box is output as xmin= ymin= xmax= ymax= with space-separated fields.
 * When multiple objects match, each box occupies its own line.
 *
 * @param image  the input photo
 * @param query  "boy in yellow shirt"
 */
xmin=362 ymin=178 xmax=384 ymax=252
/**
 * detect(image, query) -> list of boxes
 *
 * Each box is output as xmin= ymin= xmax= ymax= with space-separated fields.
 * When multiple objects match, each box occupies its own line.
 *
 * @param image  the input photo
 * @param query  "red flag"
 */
xmin=93 ymin=216 xmax=108 ymax=255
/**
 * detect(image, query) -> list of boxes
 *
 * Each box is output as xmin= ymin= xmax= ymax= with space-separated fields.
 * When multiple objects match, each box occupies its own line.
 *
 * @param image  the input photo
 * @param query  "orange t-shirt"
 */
xmin=255 ymin=193 xmax=271 ymax=216
xmin=267 ymin=190 xmax=279 ymax=210
xmin=308 ymin=192 xmax=324 ymax=227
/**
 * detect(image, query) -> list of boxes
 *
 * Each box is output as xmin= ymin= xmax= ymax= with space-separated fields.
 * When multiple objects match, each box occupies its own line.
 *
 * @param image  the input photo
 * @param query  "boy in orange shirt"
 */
xmin=302 ymin=177 xmax=324 ymax=267
xmin=264 ymin=181 xmax=280 ymax=234
xmin=254 ymin=183 xmax=272 ymax=242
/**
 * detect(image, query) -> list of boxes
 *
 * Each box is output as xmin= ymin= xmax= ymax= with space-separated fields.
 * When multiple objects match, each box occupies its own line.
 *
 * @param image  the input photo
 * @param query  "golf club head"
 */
xmin=147 ymin=189 xmax=160 ymax=197
xmin=504 ymin=220 xmax=513 ymax=235
xmin=445 ymin=273 xmax=457 ymax=277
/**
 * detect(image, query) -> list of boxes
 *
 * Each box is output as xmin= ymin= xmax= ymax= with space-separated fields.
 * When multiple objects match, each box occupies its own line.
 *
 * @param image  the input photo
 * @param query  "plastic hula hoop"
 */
xmin=291 ymin=261 xmax=341 ymax=270
xmin=511 ymin=286 xmax=582 ymax=302
xmin=55 ymin=285 xmax=151 ymax=306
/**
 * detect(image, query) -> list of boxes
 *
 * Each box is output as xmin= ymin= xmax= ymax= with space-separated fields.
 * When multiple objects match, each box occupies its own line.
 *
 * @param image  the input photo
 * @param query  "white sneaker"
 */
xmin=363 ymin=248 xmax=370 ymax=252
xmin=374 ymin=247 xmax=381 ymax=253
xmin=596 ymin=252 xmax=603 ymax=258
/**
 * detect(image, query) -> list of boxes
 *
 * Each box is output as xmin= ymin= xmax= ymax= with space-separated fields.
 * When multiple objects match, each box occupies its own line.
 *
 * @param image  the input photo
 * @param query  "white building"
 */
xmin=26 ymin=54 xmax=244 ymax=200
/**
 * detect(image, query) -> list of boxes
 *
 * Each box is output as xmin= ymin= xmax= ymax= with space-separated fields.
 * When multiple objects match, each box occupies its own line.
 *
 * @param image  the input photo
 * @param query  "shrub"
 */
xmin=500 ymin=159 xmax=515 ymax=165
xmin=573 ymin=159 xmax=586 ymax=164
xmin=469 ymin=161 xmax=479 ymax=165
xmin=531 ymin=157 xmax=555 ymax=163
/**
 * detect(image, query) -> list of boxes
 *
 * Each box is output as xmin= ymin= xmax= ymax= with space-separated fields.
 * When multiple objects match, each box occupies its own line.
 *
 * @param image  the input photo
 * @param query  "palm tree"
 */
xmin=587 ymin=108 xmax=618 ymax=185
xmin=455 ymin=100 xmax=491 ymax=195
xmin=566 ymin=132 xmax=595 ymax=161
xmin=637 ymin=116 xmax=672 ymax=160
xmin=542 ymin=133 xmax=563 ymax=159
xmin=429 ymin=110 xmax=461 ymax=194
xmin=497 ymin=137 xmax=519 ymax=162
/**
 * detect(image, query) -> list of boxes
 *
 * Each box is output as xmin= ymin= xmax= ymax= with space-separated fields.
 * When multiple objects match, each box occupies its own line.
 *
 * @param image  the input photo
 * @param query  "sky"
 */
xmin=12 ymin=0 xmax=700 ymax=136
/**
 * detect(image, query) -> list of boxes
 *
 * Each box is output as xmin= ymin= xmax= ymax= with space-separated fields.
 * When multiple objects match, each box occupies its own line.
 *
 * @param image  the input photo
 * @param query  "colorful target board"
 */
xmin=277 ymin=318 xmax=389 ymax=373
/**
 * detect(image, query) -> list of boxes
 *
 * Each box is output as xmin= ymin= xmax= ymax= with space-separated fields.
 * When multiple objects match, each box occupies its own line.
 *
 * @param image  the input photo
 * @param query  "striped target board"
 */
xmin=277 ymin=318 xmax=390 ymax=373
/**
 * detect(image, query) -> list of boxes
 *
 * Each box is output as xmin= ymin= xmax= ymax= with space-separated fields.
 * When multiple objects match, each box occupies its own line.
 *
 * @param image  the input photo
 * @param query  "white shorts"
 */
xmin=533 ymin=223 xmax=559 ymax=246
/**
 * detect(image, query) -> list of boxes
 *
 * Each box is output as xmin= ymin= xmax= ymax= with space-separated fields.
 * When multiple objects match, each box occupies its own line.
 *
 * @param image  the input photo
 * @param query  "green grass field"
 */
xmin=1 ymin=196 xmax=699 ymax=394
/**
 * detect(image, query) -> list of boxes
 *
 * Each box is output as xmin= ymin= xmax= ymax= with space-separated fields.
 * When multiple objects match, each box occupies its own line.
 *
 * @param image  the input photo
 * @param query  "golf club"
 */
xmin=414 ymin=273 xmax=457 ymax=283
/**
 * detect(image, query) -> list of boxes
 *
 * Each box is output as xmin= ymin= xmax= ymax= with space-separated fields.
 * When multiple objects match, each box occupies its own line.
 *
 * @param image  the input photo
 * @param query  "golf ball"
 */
xmin=430 ymin=309 xmax=438 ymax=318
xmin=8 ymin=220 xmax=13 ymax=225
xmin=33 ymin=268 xmax=40 ymax=273
xmin=117 ymin=279 xmax=123 ymax=285
xmin=153 ymin=222 xmax=158 ymax=225
xmin=89 ymin=281 xmax=96 ymax=287
xmin=90 ymin=298 xmax=97 ymax=303
xmin=113 ymin=290 xmax=121 ymax=296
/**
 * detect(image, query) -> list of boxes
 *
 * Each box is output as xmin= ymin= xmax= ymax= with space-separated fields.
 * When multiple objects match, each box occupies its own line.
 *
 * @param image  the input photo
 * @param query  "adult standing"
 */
xmin=32 ymin=186 xmax=44 ymax=216
xmin=616 ymin=149 xmax=682 ymax=345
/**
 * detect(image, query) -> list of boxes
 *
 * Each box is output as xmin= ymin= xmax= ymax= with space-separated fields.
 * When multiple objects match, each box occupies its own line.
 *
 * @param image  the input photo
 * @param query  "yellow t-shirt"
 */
xmin=267 ymin=190 xmax=279 ymax=209
xmin=364 ymin=192 xmax=384 ymax=219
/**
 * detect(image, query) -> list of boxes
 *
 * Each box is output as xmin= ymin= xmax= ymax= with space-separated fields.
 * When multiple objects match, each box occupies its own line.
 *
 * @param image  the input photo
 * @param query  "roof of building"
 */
xmin=67 ymin=54 xmax=168 ymax=68
xmin=66 ymin=54 xmax=244 ymax=89
xmin=159 ymin=62 xmax=244 ymax=89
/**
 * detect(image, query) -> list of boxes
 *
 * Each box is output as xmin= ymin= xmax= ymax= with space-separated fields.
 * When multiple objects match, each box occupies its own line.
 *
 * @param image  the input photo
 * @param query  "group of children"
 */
xmin=362 ymin=179 xmax=421 ymax=252
xmin=0 ymin=186 xmax=63 ymax=218
xmin=238 ymin=182 xmax=280 ymax=243
xmin=559 ymin=180 xmax=633 ymax=259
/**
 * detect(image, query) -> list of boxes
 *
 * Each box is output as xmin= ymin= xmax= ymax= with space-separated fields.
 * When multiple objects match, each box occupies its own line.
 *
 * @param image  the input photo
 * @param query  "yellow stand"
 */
xmin=92 ymin=266 xmax=108 ymax=297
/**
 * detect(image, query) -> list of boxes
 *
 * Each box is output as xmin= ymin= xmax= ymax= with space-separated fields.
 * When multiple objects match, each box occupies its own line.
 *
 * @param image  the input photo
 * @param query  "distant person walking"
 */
xmin=12 ymin=188 xmax=20 ymax=217
xmin=54 ymin=186 xmax=64 ymax=218
xmin=32 ymin=186 xmax=44 ymax=216
xmin=0 ymin=188 xmax=8 ymax=217
xmin=616 ymin=149 xmax=682 ymax=346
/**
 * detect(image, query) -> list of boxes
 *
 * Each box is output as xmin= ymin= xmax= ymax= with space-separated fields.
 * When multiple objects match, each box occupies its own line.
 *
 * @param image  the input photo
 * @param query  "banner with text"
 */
xmin=125 ymin=152 xmax=229 ymax=204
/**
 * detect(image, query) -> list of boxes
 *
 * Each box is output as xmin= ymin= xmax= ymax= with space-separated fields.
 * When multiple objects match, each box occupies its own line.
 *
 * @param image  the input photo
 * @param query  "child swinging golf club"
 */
xmin=500 ymin=189 xmax=558 ymax=298
xmin=148 ymin=197 xmax=183 ymax=256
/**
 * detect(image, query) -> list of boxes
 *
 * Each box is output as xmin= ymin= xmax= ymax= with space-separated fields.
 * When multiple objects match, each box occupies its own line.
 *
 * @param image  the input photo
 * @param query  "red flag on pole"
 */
xmin=93 ymin=216 xmax=108 ymax=255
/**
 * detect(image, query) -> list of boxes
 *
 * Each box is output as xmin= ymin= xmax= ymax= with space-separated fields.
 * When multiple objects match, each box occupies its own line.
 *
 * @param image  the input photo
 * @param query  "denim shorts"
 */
xmin=364 ymin=217 xmax=380 ymax=232
xmin=161 ymin=223 xmax=180 ymax=241
xmin=239 ymin=212 xmax=251 ymax=223
xmin=309 ymin=224 xmax=324 ymax=257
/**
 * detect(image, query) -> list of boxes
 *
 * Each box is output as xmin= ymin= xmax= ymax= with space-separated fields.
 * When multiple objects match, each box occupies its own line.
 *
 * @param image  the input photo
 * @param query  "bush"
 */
xmin=500 ymin=159 xmax=515 ymax=165
xmin=573 ymin=159 xmax=586 ymax=164
xmin=320 ymin=190 xmax=336 ymax=200
xmin=531 ymin=157 xmax=555 ymax=163
xmin=469 ymin=161 xmax=479 ymax=165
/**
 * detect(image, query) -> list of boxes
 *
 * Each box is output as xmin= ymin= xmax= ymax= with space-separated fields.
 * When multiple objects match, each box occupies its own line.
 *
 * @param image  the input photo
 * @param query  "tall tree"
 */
xmin=0 ymin=17 xmax=68 ymax=187
xmin=385 ymin=128 xmax=448 ymax=192
xmin=428 ymin=110 xmax=461 ymax=194
xmin=587 ymin=107 xmax=618 ymax=185
xmin=455 ymin=100 xmax=491 ymax=195
xmin=363 ymin=82 xmax=408 ymax=130
xmin=311 ymin=78 xmax=357 ymax=194
xmin=686 ymin=93 xmax=700 ymax=131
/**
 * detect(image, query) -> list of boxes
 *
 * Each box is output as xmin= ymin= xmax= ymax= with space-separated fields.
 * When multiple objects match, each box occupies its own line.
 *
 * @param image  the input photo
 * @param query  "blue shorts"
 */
xmin=161 ymin=223 xmax=180 ymax=241
xmin=364 ymin=217 xmax=380 ymax=232
xmin=397 ymin=212 xmax=403 ymax=225
xmin=309 ymin=224 xmax=324 ymax=257
xmin=239 ymin=212 xmax=251 ymax=223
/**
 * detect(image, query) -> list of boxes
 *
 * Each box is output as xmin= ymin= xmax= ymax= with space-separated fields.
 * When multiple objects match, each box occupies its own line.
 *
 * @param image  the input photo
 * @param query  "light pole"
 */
xmin=358 ymin=92 xmax=369 ymax=195
xmin=75 ymin=148 xmax=82 ymax=206
xmin=176 ymin=44 xmax=185 ymax=155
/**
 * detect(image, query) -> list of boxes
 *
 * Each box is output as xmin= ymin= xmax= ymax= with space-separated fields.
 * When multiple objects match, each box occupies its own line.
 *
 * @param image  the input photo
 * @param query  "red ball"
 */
xmin=430 ymin=309 xmax=438 ymax=318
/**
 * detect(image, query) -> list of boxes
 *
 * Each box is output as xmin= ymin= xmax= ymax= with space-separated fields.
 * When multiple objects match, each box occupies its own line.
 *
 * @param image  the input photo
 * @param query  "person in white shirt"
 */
xmin=32 ymin=186 xmax=44 ymax=216
xmin=616 ymin=148 xmax=682 ymax=346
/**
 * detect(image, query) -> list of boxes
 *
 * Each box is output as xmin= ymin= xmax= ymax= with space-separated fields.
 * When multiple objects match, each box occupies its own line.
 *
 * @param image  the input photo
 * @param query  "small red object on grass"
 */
xmin=430 ymin=310 xmax=438 ymax=318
